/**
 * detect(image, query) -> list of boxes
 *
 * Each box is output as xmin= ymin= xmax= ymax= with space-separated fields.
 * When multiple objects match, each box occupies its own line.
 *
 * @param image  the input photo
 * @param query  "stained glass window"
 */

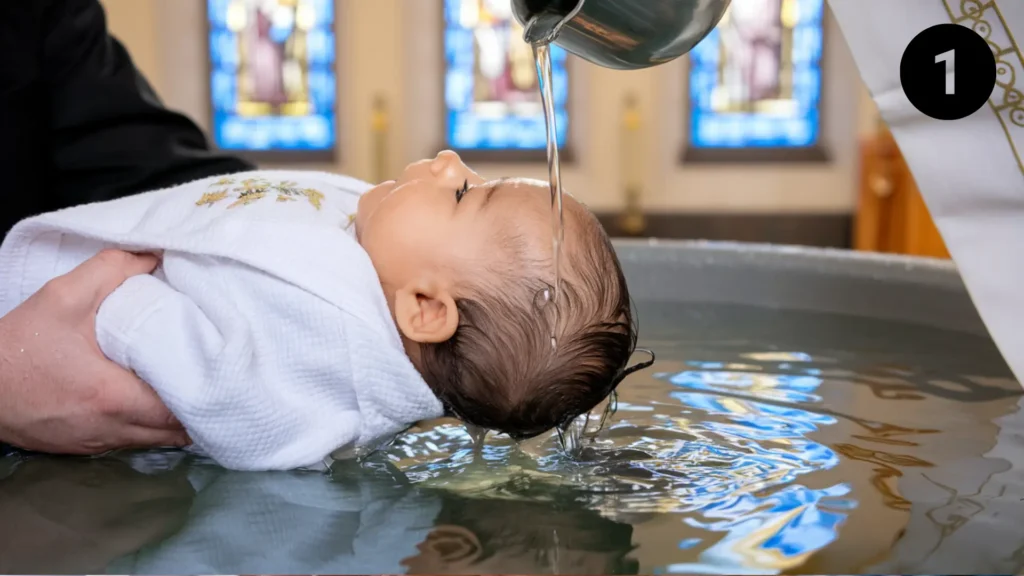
xmin=444 ymin=0 xmax=569 ymax=151
xmin=688 ymin=0 xmax=823 ymax=149
xmin=208 ymin=0 xmax=336 ymax=152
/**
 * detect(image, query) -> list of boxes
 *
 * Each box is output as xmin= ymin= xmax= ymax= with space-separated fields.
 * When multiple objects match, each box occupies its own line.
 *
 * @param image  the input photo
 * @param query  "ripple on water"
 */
xmin=383 ymin=352 xmax=855 ymax=572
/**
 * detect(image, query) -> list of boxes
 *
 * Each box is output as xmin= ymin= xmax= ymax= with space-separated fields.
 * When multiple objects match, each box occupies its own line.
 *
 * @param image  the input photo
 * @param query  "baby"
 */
xmin=0 ymin=151 xmax=640 ymax=471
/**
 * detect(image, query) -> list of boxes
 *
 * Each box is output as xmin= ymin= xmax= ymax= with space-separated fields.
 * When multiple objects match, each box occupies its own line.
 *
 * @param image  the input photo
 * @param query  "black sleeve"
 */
xmin=40 ymin=0 xmax=255 ymax=209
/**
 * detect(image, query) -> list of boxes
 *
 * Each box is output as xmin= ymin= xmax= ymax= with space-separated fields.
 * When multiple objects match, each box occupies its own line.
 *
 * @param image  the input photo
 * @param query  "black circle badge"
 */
xmin=900 ymin=23 xmax=997 ymax=121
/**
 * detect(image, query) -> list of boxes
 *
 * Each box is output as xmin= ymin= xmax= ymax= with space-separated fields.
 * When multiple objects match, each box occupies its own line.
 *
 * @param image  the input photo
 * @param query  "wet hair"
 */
xmin=419 ymin=209 xmax=638 ymax=440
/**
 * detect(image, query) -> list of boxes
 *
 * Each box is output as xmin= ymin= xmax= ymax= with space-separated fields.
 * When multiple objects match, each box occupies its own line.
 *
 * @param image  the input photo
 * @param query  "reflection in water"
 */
xmin=1 ymin=303 xmax=1022 ymax=574
xmin=109 ymin=457 xmax=442 ymax=575
xmin=382 ymin=357 xmax=853 ymax=573
xmin=379 ymin=336 xmax=1013 ymax=575
xmin=833 ymin=443 xmax=933 ymax=512
xmin=0 ymin=456 xmax=194 ymax=574
xmin=401 ymin=489 xmax=639 ymax=575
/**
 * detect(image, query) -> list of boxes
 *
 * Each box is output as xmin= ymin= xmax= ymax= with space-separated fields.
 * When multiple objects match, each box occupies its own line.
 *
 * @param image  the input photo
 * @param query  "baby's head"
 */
xmin=356 ymin=151 xmax=636 ymax=439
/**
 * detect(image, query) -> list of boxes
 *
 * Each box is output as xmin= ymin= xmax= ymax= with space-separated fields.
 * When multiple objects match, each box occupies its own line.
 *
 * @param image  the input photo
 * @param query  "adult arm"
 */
xmin=40 ymin=0 xmax=255 ymax=208
xmin=0 ymin=251 xmax=190 ymax=454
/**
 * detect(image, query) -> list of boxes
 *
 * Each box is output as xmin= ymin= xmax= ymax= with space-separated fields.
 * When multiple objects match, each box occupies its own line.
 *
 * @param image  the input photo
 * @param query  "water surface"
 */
xmin=1 ymin=302 xmax=1022 ymax=574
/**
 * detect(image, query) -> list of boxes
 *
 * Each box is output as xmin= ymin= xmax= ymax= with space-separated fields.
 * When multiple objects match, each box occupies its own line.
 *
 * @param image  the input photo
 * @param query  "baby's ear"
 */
xmin=394 ymin=282 xmax=459 ymax=344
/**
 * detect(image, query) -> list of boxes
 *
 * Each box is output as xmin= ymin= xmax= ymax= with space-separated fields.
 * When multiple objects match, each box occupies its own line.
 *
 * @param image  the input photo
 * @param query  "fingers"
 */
xmin=106 ymin=369 xmax=192 ymax=449
xmin=61 ymin=249 xmax=160 ymax=309
xmin=109 ymin=369 xmax=184 ymax=431
xmin=117 ymin=377 xmax=184 ymax=430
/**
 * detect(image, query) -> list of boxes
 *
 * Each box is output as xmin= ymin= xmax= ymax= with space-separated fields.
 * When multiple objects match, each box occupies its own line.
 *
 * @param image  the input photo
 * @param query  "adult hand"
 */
xmin=0 ymin=249 xmax=190 ymax=454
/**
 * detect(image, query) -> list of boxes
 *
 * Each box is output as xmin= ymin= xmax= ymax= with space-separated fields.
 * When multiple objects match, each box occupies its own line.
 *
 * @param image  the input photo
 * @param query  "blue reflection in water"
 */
xmin=678 ymin=538 xmax=703 ymax=549
xmin=387 ymin=351 xmax=853 ymax=573
xmin=656 ymin=360 xmax=850 ymax=572
xmin=670 ymin=369 xmax=824 ymax=403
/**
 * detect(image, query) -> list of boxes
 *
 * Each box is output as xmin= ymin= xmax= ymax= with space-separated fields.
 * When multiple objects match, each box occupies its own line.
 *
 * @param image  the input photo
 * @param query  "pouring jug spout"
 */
xmin=512 ymin=0 xmax=732 ymax=70
xmin=520 ymin=0 xmax=585 ymax=45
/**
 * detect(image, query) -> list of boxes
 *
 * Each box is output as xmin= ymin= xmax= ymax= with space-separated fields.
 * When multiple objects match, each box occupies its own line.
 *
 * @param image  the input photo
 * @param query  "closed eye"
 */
xmin=455 ymin=179 xmax=469 ymax=203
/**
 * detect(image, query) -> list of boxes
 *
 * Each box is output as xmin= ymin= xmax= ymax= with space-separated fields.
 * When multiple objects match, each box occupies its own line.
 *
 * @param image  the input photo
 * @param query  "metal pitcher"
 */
xmin=512 ymin=0 xmax=732 ymax=70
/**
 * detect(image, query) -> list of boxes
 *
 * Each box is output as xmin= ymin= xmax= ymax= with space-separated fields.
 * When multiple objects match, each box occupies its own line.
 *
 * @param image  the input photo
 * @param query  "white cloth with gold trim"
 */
xmin=0 ymin=171 xmax=444 ymax=471
xmin=829 ymin=0 xmax=1024 ymax=384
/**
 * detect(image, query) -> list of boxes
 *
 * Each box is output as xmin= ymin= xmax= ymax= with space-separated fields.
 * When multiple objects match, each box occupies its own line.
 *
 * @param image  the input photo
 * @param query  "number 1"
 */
xmin=936 ymin=49 xmax=955 ymax=94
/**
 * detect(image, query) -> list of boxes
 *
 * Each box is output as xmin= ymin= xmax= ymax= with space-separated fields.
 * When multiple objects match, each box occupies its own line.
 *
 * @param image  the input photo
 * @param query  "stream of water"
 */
xmin=533 ymin=41 xmax=566 ymax=353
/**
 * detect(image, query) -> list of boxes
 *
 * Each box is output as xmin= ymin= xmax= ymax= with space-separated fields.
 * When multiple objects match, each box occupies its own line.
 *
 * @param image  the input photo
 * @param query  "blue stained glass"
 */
xmin=269 ymin=17 xmax=293 ymax=43
xmin=793 ymin=25 xmax=821 ymax=63
xmin=445 ymin=0 xmax=462 ymax=24
xmin=212 ymin=71 xmax=236 ymax=112
xmin=445 ymin=70 xmax=473 ymax=110
xmin=306 ymin=29 xmax=335 ymax=65
xmin=208 ymin=0 xmax=230 ymax=25
xmin=308 ymin=70 xmax=335 ymax=111
xmin=312 ymin=0 xmax=333 ymax=24
xmin=552 ymin=68 xmax=569 ymax=107
xmin=799 ymin=0 xmax=823 ymax=22
xmin=208 ymin=0 xmax=336 ymax=152
xmin=443 ymin=0 xmax=570 ymax=151
xmin=688 ymin=0 xmax=824 ymax=149
xmin=211 ymin=31 xmax=239 ymax=69
xmin=445 ymin=29 xmax=475 ymax=68
xmin=691 ymin=27 xmax=721 ymax=64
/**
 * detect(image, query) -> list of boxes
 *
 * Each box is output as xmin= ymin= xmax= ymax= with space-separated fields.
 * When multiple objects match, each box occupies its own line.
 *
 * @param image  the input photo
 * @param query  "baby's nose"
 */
xmin=429 ymin=150 xmax=463 ymax=176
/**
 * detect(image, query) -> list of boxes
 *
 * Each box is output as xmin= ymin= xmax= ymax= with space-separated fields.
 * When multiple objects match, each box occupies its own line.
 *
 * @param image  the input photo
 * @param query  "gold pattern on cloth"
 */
xmin=195 ymin=178 xmax=326 ymax=211
xmin=943 ymin=0 xmax=1024 ymax=174
xmin=228 ymin=190 xmax=267 ymax=209
xmin=303 ymin=188 xmax=325 ymax=210
xmin=196 ymin=190 xmax=229 ymax=207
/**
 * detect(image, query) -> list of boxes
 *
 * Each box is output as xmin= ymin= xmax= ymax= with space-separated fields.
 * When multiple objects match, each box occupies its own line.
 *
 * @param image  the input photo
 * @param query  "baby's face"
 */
xmin=356 ymin=150 xmax=575 ymax=347
xmin=358 ymin=150 xmax=565 ymax=291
